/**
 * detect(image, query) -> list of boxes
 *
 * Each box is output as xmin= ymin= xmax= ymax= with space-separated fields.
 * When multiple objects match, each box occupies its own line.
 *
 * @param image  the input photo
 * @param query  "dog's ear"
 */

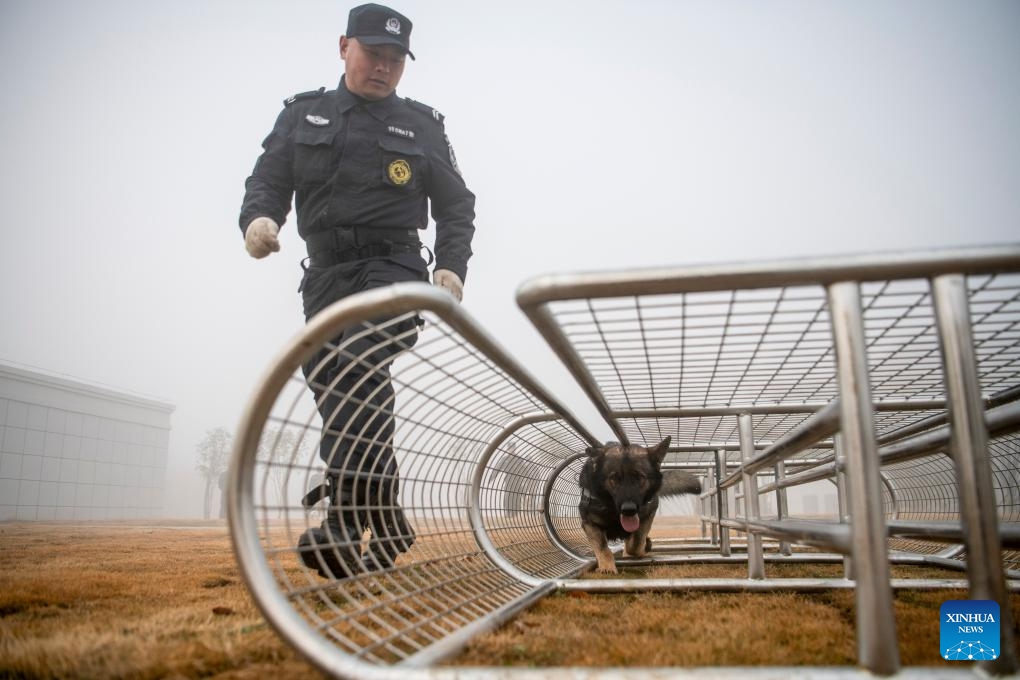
xmin=647 ymin=436 xmax=672 ymax=465
xmin=585 ymin=444 xmax=604 ymax=458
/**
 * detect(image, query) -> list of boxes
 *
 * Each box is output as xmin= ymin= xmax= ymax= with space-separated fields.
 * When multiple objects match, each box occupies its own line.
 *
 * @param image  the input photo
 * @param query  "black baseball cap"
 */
xmin=346 ymin=3 xmax=415 ymax=60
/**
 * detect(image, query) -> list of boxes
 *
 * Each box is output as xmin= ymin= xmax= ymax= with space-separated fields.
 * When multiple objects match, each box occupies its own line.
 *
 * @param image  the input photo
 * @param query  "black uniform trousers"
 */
xmin=299 ymin=240 xmax=427 ymax=554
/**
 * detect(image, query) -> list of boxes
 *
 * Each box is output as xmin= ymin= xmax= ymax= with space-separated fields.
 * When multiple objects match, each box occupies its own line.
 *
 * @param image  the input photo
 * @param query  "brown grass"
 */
xmin=450 ymin=561 xmax=1020 ymax=668
xmin=1 ymin=521 xmax=1017 ymax=677
xmin=0 ymin=522 xmax=323 ymax=680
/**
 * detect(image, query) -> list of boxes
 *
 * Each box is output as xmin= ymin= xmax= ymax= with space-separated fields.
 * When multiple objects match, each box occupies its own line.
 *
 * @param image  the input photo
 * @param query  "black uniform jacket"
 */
xmin=240 ymin=77 xmax=475 ymax=281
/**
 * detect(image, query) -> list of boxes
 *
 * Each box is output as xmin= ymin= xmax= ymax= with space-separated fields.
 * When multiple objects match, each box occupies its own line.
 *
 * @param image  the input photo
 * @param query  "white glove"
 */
xmin=244 ymin=217 xmax=280 ymax=259
xmin=433 ymin=268 xmax=464 ymax=302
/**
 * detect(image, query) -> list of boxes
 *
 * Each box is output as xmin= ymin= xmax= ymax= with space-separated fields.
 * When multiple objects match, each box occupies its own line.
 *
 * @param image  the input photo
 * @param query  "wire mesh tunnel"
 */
xmin=228 ymin=246 xmax=1020 ymax=678
xmin=228 ymin=284 xmax=602 ymax=677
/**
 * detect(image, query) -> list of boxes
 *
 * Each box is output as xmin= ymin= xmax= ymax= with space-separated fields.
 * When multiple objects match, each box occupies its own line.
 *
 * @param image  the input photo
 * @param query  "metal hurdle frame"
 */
xmin=229 ymin=245 xmax=1020 ymax=679
xmin=229 ymin=284 xmax=612 ymax=679
xmin=516 ymin=245 xmax=1020 ymax=676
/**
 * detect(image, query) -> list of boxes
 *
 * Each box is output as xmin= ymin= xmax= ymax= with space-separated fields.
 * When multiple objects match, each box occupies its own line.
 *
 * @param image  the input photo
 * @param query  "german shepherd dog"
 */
xmin=578 ymin=436 xmax=701 ymax=573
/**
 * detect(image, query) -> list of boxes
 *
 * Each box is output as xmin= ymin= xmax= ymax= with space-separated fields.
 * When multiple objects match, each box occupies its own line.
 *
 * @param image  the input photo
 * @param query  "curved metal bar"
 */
xmin=517 ymin=244 xmax=1020 ymax=304
xmin=515 ymin=297 xmax=629 ymax=444
xmin=467 ymin=413 xmax=581 ymax=588
xmin=541 ymin=451 xmax=590 ymax=561
xmin=228 ymin=283 xmax=600 ymax=679
xmin=881 ymin=471 xmax=900 ymax=522
xmin=226 ymin=315 xmax=385 ymax=679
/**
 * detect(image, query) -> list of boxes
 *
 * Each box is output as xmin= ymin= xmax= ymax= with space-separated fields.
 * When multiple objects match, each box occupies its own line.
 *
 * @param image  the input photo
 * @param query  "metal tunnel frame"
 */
xmin=229 ymin=245 xmax=1020 ymax=679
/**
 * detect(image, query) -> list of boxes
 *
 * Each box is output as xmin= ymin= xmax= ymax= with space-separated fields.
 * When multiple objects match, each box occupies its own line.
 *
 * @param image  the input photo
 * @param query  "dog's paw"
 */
xmin=595 ymin=564 xmax=618 ymax=575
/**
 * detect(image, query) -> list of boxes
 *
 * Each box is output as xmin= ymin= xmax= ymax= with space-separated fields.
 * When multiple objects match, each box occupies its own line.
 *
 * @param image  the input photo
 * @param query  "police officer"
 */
xmin=239 ymin=3 xmax=476 ymax=579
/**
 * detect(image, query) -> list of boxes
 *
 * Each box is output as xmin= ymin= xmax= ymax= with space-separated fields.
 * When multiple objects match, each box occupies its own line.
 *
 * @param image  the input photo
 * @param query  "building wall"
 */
xmin=0 ymin=363 xmax=174 ymax=521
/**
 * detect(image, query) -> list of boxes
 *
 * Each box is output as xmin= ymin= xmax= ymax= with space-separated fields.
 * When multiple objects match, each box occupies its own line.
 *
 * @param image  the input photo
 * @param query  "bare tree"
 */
xmin=261 ymin=426 xmax=310 ymax=517
xmin=196 ymin=427 xmax=232 ymax=519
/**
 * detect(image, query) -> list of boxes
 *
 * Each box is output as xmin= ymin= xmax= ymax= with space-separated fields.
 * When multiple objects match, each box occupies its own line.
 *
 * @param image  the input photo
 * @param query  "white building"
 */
xmin=0 ymin=362 xmax=174 ymax=520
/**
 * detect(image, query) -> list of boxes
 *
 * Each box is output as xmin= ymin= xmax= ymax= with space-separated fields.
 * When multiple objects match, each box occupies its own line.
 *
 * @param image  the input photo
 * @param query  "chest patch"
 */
xmin=388 ymin=159 xmax=412 ymax=185
xmin=305 ymin=114 xmax=330 ymax=126
xmin=387 ymin=125 xmax=416 ymax=140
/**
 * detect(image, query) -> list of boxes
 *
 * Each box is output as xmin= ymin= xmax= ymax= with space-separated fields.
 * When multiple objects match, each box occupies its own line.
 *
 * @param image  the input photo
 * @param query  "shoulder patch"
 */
xmin=283 ymin=87 xmax=326 ymax=107
xmin=404 ymin=97 xmax=445 ymax=125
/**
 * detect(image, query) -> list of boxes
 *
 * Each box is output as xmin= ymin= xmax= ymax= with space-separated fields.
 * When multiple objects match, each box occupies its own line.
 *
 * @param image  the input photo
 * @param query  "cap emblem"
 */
xmin=385 ymin=17 xmax=401 ymax=35
xmin=388 ymin=159 xmax=412 ymax=185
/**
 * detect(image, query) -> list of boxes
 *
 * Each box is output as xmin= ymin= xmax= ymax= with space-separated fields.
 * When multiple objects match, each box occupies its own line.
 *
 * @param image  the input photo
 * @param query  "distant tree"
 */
xmin=260 ymin=426 xmax=310 ymax=517
xmin=196 ymin=427 xmax=232 ymax=519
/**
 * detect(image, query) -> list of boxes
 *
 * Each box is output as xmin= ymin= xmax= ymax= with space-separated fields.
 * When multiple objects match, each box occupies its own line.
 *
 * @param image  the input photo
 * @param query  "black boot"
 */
xmin=298 ymin=477 xmax=365 ymax=579
xmin=362 ymin=481 xmax=416 ymax=571
xmin=365 ymin=507 xmax=416 ymax=570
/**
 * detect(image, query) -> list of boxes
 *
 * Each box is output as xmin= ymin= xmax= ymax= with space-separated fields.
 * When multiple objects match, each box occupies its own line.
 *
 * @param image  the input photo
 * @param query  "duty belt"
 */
xmin=308 ymin=242 xmax=420 ymax=267
xmin=305 ymin=226 xmax=423 ymax=267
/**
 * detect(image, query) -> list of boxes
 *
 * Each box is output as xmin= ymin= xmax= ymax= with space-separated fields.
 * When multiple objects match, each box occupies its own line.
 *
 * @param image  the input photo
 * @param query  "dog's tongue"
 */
xmin=620 ymin=514 xmax=640 ymax=533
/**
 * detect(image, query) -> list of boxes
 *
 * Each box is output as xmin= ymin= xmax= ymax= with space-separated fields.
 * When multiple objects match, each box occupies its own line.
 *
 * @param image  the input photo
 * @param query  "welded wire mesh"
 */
xmin=517 ymin=250 xmax=1020 ymax=674
xmin=230 ymin=286 xmax=595 ymax=672
xmin=517 ymin=257 xmax=1020 ymax=582
xmin=550 ymin=287 xmax=837 ymax=411
xmin=880 ymin=434 xmax=1020 ymax=571
xmin=232 ymin=249 xmax=1020 ymax=676
xmin=539 ymin=274 xmax=1020 ymax=450
xmin=878 ymin=434 xmax=1020 ymax=523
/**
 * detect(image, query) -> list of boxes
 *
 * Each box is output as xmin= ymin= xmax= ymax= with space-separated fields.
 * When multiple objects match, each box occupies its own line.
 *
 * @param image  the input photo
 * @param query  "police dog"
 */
xmin=578 ymin=436 xmax=701 ymax=573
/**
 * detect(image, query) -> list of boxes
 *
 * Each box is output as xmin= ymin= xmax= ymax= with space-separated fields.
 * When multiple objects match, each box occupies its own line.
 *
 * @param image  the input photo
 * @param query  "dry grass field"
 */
xmin=0 ymin=522 xmax=318 ymax=680
xmin=2 ymin=521 xmax=1018 ymax=678
xmin=452 ymin=561 xmax=1020 ymax=669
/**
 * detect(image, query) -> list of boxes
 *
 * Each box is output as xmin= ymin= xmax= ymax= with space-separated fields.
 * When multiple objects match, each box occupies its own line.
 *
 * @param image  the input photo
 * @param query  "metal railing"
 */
xmin=517 ymin=244 xmax=1020 ymax=676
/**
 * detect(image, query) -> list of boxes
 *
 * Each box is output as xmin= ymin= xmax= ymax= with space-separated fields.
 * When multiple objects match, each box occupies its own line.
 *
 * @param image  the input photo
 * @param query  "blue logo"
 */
xmin=940 ymin=600 xmax=1000 ymax=661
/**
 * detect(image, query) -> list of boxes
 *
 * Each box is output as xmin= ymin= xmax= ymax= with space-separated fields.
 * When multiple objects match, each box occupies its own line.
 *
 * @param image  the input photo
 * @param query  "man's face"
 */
xmin=340 ymin=36 xmax=406 ymax=100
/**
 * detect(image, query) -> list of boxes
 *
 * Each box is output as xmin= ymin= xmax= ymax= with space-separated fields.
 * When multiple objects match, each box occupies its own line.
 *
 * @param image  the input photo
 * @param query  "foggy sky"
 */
xmin=1 ymin=0 xmax=1018 ymax=516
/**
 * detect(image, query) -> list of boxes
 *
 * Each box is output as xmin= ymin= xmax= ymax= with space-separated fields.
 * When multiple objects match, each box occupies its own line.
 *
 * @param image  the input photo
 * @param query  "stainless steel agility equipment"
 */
xmin=229 ymin=245 xmax=1020 ymax=679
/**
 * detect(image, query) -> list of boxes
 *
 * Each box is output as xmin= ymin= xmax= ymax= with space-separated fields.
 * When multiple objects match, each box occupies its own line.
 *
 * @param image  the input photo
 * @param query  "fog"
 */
xmin=1 ymin=0 xmax=1017 ymax=516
